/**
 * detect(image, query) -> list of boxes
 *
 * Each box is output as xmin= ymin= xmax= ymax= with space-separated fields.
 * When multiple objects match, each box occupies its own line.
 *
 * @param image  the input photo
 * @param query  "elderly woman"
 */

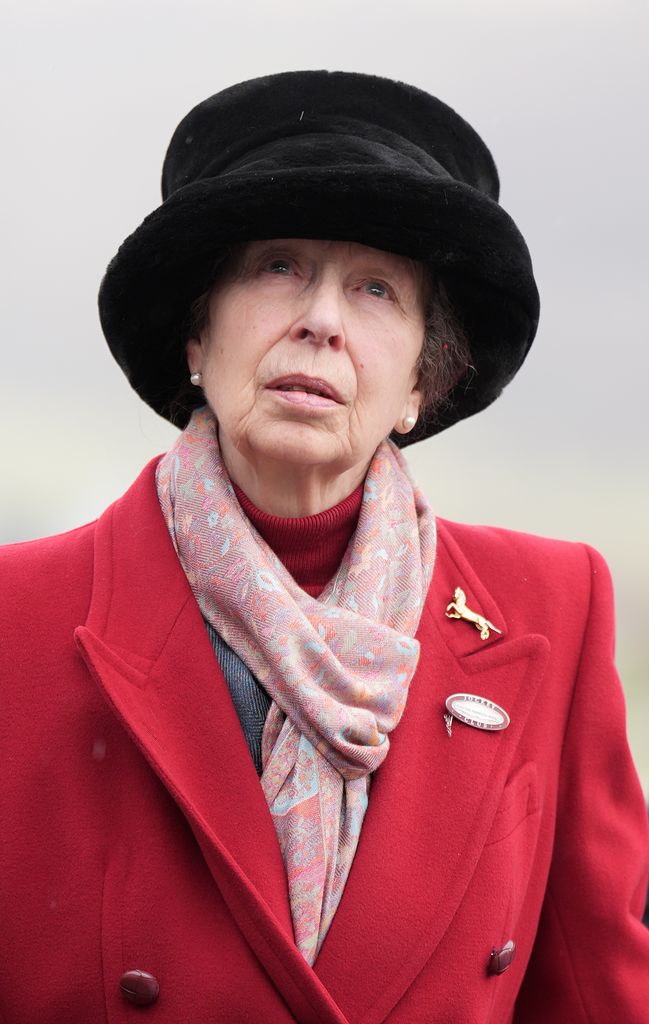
xmin=1 ymin=71 xmax=648 ymax=1023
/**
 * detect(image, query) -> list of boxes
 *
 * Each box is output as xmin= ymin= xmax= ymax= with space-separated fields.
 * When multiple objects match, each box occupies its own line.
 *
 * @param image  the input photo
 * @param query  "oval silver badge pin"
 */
xmin=445 ymin=693 xmax=510 ymax=732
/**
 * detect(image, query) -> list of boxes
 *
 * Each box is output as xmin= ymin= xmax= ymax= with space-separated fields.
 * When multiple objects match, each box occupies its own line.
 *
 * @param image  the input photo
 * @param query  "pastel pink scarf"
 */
xmin=156 ymin=407 xmax=436 ymax=964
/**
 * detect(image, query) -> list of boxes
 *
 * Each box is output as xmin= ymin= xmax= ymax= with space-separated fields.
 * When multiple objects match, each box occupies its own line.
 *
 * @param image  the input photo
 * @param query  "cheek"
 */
xmin=206 ymin=299 xmax=288 ymax=382
xmin=203 ymin=322 xmax=259 ymax=390
xmin=358 ymin=346 xmax=416 ymax=405
xmin=199 ymin=346 xmax=242 ymax=422
xmin=202 ymin=341 xmax=280 ymax=429
xmin=351 ymin=372 xmax=403 ymax=441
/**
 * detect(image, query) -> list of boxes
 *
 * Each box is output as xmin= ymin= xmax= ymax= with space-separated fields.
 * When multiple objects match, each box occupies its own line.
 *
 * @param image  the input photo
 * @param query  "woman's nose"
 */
xmin=288 ymin=280 xmax=346 ymax=350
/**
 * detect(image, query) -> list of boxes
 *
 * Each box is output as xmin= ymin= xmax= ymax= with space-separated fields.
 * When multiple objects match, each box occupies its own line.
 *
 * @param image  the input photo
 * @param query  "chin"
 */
xmin=248 ymin=423 xmax=350 ymax=469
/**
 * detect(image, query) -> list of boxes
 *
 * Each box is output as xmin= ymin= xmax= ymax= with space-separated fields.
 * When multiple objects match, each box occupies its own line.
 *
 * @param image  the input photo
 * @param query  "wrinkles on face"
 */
xmin=186 ymin=239 xmax=425 ymax=515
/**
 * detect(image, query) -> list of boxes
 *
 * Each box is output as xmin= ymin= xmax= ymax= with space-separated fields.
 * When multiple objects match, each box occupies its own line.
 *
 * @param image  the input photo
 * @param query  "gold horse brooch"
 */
xmin=445 ymin=587 xmax=502 ymax=641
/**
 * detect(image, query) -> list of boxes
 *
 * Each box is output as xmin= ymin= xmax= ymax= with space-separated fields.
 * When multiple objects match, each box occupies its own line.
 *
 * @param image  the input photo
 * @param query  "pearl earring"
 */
xmin=190 ymin=371 xmax=203 ymax=386
xmin=403 ymin=415 xmax=417 ymax=430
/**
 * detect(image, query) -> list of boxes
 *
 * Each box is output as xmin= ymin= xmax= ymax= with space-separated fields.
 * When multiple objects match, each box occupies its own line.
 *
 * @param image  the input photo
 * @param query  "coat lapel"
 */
xmin=74 ymin=462 xmax=550 ymax=1024
xmin=74 ymin=461 xmax=350 ymax=1024
xmin=314 ymin=522 xmax=550 ymax=1024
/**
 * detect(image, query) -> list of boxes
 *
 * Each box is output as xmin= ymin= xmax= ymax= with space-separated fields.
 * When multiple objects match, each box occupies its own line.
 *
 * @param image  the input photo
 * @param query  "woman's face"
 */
xmin=187 ymin=239 xmax=425 ymax=505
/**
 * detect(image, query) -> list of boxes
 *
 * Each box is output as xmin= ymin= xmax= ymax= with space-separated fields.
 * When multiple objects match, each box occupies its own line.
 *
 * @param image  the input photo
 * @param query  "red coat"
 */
xmin=1 ymin=459 xmax=648 ymax=1023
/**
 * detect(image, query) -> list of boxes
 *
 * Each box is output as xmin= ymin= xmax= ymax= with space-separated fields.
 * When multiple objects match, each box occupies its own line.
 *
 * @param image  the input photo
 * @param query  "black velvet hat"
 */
xmin=98 ymin=70 xmax=539 ymax=444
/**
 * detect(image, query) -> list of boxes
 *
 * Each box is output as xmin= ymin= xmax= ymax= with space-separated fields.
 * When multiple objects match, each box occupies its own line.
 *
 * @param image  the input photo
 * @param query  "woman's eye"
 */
xmin=363 ymin=280 xmax=391 ymax=299
xmin=265 ymin=258 xmax=292 ymax=274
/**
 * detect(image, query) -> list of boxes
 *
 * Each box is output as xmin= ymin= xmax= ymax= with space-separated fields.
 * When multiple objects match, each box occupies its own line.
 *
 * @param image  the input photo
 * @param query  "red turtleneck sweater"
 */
xmin=233 ymin=483 xmax=364 ymax=597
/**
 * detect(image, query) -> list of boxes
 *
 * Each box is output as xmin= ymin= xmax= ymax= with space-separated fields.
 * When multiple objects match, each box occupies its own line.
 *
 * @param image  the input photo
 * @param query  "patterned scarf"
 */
xmin=156 ymin=407 xmax=436 ymax=964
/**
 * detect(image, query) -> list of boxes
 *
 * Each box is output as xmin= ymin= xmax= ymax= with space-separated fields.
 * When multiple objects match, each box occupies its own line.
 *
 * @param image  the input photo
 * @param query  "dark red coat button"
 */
xmin=119 ymin=969 xmax=160 ymax=1006
xmin=489 ymin=939 xmax=516 ymax=975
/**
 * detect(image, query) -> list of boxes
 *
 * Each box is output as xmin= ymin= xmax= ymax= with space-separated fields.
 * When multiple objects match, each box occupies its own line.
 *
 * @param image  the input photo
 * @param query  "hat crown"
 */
xmin=162 ymin=70 xmax=500 ymax=202
xmin=100 ymin=69 xmax=538 ymax=440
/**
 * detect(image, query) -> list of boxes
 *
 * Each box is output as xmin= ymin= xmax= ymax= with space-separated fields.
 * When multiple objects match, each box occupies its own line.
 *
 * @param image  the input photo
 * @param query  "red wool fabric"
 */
xmin=1 ymin=458 xmax=648 ymax=1023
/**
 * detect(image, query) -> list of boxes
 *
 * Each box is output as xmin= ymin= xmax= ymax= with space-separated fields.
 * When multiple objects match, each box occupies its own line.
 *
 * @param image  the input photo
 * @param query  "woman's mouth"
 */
xmin=266 ymin=375 xmax=343 ymax=408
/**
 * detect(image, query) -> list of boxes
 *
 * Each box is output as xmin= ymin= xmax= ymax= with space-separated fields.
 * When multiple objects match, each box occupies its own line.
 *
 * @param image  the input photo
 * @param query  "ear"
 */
xmin=393 ymin=384 xmax=423 ymax=435
xmin=186 ymin=338 xmax=204 ymax=374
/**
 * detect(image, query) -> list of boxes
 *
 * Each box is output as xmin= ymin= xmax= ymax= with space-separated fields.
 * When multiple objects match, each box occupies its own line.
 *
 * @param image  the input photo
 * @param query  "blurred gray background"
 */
xmin=1 ymin=0 xmax=647 ymax=788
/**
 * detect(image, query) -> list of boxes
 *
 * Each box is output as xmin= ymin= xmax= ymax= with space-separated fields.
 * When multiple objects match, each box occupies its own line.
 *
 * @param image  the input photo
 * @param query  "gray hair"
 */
xmin=415 ymin=275 xmax=472 ymax=416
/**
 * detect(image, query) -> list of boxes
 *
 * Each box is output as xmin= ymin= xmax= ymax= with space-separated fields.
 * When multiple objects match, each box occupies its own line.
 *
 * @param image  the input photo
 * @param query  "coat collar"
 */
xmin=74 ymin=459 xmax=350 ymax=1024
xmin=75 ymin=460 xmax=549 ymax=1024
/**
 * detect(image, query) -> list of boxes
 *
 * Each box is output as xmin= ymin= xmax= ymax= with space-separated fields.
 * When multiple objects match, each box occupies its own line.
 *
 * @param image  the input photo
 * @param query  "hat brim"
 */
xmin=98 ymin=166 xmax=539 ymax=444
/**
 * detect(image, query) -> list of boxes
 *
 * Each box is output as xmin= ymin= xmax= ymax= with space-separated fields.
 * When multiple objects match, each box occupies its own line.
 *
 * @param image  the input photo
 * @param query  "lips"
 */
xmin=266 ymin=375 xmax=343 ymax=403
